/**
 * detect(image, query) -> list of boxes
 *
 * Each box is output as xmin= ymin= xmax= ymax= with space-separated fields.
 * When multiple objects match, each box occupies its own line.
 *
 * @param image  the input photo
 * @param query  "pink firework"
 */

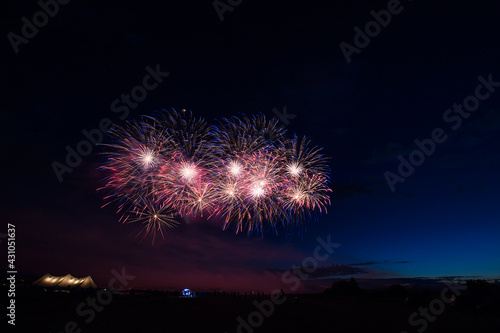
xmin=99 ymin=109 xmax=331 ymax=240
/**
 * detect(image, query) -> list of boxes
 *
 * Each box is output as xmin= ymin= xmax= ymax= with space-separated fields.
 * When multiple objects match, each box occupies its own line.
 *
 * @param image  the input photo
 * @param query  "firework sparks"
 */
xmin=124 ymin=199 xmax=180 ymax=244
xmin=179 ymin=162 xmax=199 ymax=183
xmin=99 ymin=109 xmax=331 ymax=240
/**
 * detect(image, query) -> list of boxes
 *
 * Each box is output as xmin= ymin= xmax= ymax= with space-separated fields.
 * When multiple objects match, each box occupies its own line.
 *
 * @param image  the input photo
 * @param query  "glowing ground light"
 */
xmin=182 ymin=288 xmax=194 ymax=297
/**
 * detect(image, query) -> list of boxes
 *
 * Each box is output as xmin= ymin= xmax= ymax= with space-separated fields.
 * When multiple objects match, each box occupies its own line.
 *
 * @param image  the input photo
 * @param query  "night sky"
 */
xmin=3 ymin=0 xmax=499 ymax=292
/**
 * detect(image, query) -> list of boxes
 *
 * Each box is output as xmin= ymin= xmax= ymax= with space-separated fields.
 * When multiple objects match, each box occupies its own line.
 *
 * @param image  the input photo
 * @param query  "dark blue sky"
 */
xmin=2 ymin=0 xmax=499 ymax=291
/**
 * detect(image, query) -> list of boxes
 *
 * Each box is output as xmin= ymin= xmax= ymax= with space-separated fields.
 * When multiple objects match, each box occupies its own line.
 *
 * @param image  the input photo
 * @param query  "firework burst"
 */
xmin=124 ymin=199 xmax=180 ymax=244
xmin=99 ymin=109 xmax=331 ymax=240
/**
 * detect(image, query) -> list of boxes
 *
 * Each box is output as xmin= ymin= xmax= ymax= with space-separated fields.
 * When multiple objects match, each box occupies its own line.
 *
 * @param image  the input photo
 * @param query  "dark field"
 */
xmin=12 ymin=289 xmax=500 ymax=333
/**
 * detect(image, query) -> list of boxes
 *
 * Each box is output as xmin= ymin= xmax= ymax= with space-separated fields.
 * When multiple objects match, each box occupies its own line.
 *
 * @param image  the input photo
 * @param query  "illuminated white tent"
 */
xmin=33 ymin=273 xmax=97 ymax=290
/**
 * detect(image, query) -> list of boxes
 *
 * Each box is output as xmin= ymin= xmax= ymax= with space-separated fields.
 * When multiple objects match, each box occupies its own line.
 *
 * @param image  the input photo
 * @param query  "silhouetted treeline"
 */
xmin=321 ymin=278 xmax=500 ymax=313
xmin=466 ymin=279 xmax=499 ymax=295
xmin=323 ymin=277 xmax=364 ymax=297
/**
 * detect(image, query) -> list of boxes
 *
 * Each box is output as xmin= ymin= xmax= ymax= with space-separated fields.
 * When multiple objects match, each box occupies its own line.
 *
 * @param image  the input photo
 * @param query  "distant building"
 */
xmin=33 ymin=273 xmax=97 ymax=290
